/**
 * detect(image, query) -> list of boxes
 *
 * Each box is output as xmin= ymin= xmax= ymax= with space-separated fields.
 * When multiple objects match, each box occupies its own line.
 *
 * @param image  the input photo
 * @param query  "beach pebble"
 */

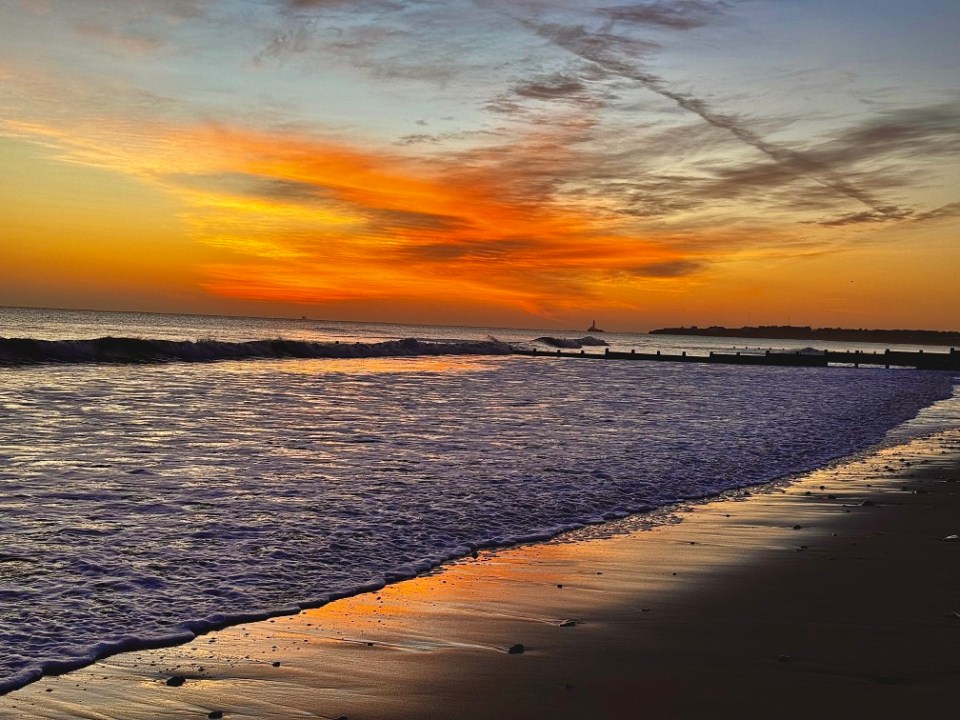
xmin=208 ymin=712 xmax=224 ymax=719
xmin=165 ymin=675 xmax=186 ymax=687
xmin=793 ymin=524 xmax=802 ymax=530
xmin=272 ymin=661 xmax=281 ymax=667
xmin=508 ymin=643 xmax=525 ymax=654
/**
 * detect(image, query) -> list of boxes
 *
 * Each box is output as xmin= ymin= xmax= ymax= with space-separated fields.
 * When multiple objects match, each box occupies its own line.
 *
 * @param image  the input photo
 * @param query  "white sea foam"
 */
xmin=0 ymin=355 xmax=955 ymax=693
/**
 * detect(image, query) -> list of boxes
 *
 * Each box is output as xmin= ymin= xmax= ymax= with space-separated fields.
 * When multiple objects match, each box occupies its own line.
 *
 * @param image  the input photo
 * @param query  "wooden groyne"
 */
xmin=515 ymin=347 xmax=960 ymax=371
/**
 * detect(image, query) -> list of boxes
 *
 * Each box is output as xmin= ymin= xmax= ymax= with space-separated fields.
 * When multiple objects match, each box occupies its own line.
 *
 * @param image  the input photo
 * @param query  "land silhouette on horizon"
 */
xmin=650 ymin=325 xmax=960 ymax=347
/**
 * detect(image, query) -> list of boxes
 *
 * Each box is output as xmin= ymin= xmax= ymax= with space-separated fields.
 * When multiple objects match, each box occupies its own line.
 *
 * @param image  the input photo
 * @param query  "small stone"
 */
xmin=793 ymin=524 xmax=802 ymax=530
xmin=272 ymin=661 xmax=281 ymax=667
xmin=165 ymin=675 xmax=186 ymax=687
xmin=940 ymin=534 xmax=960 ymax=542
xmin=559 ymin=619 xmax=577 ymax=628
xmin=859 ymin=500 xmax=876 ymax=507
xmin=508 ymin=643 xmax=525 ymax=654
xmin=556 ymin=584 xmax=563 ymax=588
xmin=208 ymin=712 xmax=224 ymax=720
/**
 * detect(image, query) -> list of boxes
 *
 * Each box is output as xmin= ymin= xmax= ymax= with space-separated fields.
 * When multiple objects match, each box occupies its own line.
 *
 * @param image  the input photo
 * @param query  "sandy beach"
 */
xmin=2 ymin=429 xmax=958 ymax=720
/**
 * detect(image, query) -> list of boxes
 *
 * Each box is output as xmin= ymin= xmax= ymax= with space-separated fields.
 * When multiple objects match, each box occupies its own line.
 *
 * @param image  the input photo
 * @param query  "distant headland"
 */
xmin=649 ymin=325 xmax=960 ymax=346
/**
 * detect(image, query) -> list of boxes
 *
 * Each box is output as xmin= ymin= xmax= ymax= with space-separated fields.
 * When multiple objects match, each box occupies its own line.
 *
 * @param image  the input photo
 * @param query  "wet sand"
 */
xmin=2 ymin=430 xmax=959 ymax=719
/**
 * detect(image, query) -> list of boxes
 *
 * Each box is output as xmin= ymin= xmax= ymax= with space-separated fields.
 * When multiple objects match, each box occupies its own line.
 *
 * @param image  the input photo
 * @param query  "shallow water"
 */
xmin=0 ymin=350 xmax=955 ymax=692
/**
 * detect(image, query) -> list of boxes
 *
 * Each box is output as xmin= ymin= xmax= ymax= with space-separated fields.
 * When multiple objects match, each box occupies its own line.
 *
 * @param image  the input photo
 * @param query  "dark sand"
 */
xmin=2 ymin=430 xmax=958 ymax=719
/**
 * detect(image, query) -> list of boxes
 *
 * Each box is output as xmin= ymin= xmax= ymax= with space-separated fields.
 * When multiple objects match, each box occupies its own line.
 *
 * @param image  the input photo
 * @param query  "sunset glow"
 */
xmin=2 ymin=0 xmax=958 ymax=329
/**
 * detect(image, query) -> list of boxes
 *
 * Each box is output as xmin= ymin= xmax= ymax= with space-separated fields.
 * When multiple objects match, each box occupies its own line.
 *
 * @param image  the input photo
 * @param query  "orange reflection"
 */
xmin=222 ymin=356 xmax=506 ymax=377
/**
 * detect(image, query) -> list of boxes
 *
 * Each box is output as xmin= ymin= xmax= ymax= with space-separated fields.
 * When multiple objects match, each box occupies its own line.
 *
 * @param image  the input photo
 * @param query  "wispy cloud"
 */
xmin=600 ymin=1 xmax=729 ymax=30
xmin=527 ymin=21 xmax=911 ymax=221
xmin=74 ymin=21 xmax=163 ymax=56
xmin=513 ymin=73 xmax=587 ymax=101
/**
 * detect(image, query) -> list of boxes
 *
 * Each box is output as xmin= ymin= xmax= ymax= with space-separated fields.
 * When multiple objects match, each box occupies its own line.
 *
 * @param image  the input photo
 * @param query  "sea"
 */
xmin=1 ymin=306 xmax=958 ymax=693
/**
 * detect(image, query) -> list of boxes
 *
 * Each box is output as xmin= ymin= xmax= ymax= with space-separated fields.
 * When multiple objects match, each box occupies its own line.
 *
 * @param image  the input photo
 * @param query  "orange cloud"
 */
xmin=127 ymin=122 xmax=704 ymax=316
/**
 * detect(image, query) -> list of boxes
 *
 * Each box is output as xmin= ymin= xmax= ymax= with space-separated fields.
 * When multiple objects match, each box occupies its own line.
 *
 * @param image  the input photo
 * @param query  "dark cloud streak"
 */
xmin=600 ymin=1 xmax=728 ymax=30
xmin=628 ymin=259 xmax=704 ymax=277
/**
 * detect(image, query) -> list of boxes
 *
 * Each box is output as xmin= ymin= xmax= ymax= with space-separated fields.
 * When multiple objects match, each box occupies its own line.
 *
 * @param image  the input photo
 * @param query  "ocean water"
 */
xmin=0 ymin=307 xmax=958 ymax=693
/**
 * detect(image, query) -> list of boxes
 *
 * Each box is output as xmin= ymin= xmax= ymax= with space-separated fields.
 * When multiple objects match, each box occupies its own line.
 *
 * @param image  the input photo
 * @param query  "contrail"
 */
xmin=533 ymin=22 xmax=906 ymax=219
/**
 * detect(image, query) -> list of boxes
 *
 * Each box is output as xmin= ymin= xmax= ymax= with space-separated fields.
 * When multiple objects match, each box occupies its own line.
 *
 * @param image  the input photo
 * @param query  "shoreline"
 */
xmin=2 ymin=429 xmax=959 ymax=718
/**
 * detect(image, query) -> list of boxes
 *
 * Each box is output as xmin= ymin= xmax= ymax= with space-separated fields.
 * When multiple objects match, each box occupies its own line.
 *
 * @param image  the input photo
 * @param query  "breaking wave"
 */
xmin=0 ymin=336 xmax=514 ymax=366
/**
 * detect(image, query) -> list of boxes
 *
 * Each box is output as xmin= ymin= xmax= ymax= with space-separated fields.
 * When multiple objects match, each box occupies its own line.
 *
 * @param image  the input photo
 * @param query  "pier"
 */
xmin=515 ymin=347 xmax=960 ymax=371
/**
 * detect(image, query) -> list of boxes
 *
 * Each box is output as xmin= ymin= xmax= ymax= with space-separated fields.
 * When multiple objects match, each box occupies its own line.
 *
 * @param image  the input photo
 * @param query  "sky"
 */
xmin=1 ymin=0 xmax=958 ymax=331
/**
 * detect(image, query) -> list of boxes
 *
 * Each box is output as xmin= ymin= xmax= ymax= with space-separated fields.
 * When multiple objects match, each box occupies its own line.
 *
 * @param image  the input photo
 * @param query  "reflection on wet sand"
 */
xmin=4 ymin=430 xmax=959 ymax=719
